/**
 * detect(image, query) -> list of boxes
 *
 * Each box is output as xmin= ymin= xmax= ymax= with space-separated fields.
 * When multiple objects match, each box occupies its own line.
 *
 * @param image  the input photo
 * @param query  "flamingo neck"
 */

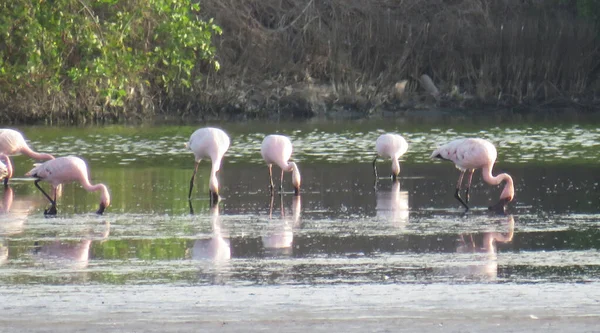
xmin=81 ymin=181 xmax=111 ymax=209
xmin=391 ymin=158 xmax=400 ymax=177
xmin=19 ymin=146 xmax=54 ymax=161
xmin=209 ymin=158 xmax=222 ymax=195
xmin=289 ymin=162 xmax=301 ymax=194
xmin=209 ymin=172 xmax=219 ymax=195
xmin=482 ymin=165 xmax=514 ymax=200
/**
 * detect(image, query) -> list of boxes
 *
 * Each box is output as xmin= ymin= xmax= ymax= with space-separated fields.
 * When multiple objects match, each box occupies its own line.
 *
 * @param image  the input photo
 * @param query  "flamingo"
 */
xmin=25 ymin=156 xmax=111 ymax=216
xmin=373 ymin=133 xmax=409 ymax=182
xmin=431 ymin=138 xmax=514 ymax=213
xmin=261 ymin=134 xmax=301 ymax=195
xmin=0 ymin=129 xmax=55 ymax=185
xmin=186 ymin=127 xmax=230 ymax=206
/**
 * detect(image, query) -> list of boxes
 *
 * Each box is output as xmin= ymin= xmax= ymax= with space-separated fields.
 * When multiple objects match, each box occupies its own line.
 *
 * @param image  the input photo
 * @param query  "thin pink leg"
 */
xmin=454 ymin=171 xmax=469 ymax=210
xmin=268 ymin=164 xmax=274 ymax=194
xmin=464 ymin=169 xmax=475 ymax=204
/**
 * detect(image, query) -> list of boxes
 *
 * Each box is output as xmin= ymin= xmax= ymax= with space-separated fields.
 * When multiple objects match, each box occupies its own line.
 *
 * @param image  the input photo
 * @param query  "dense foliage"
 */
xmin=0 ymin=0 xmax=220 ymax=122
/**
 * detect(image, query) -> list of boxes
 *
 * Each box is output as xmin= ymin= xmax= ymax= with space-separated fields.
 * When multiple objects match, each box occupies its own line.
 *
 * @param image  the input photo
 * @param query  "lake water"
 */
xmin=1 ymin=118 xmax=599 ymax=330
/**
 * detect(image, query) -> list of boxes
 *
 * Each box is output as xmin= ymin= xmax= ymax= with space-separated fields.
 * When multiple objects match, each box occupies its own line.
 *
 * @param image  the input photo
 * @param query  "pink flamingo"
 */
xmin=25 ymin=156 xmax=111 ymax=215
xmin=261 ymin=134 xmax=301 ymax=195
xmin=431 ymin=138 xmax=514 ymax=213
xmin=0 ymin=129 xmax=55 ymax=185
xmin=373 ymin=133 xmax=409 ymax=182
xmin=186 ymin=127 xmax=230 ymax=206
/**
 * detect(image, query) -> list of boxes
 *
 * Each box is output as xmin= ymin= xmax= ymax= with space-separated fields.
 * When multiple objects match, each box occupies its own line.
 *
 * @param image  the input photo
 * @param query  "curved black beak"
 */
xmin=294 ymin=187 xmax=300 ymax=196
xmin=96 ymin=203 xmax=106 ymax=215
xmin=488 ymin=198 xmax=511 ymax=215
xmin=210 ymin=191 xmax=220 ymax=207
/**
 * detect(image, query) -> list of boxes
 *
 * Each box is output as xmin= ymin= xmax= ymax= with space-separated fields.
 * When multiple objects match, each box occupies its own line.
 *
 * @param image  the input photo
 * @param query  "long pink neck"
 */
xmin=209 ymin=158 xmax=223 ymax=193
xmin=19 ymin=146 xmax=54 ymax=161
xmin=482 ymin=164 xmax=514 ymax=199
xmin=81 ymin=181 xmax=107 ymax=194
xmin=79 ymin=177 xmax=109 ymax=200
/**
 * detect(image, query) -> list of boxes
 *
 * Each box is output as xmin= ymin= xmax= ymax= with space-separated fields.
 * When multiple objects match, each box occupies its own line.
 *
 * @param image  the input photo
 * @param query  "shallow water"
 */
xmin=1 ymin=119 xmax=598 ymax=289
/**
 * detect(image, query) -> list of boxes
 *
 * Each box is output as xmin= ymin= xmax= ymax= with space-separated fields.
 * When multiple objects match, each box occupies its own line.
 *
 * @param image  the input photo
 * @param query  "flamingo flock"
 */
xmin=0 ymin=126 xmax=515 ymax=216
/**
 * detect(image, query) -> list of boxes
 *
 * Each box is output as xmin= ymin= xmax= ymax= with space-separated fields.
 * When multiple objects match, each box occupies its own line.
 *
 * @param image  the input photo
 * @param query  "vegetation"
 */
xmin=0 ymin=0 xmax=220 ymax=123
xmin=1 ymin=0 xmax=599 ymax=124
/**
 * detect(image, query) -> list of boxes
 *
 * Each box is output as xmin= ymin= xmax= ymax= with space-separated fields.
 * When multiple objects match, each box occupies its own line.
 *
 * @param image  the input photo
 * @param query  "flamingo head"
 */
xmin=209 ymin=174 xmax=220 ymax=205
xmin=97 ymin=186 xmax=111 ymax=215
xmin=488 ymin=174 xmax=514 ymax=215
xmin=391 ymin=158 xmax=400 ymax=179
xmin=290 ymin=162 xmax=301 ymax=196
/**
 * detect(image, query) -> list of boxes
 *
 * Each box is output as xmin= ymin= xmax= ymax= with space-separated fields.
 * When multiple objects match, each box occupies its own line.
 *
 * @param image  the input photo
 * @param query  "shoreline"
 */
xmin=2 ymin=283 xmax=599 ymax=332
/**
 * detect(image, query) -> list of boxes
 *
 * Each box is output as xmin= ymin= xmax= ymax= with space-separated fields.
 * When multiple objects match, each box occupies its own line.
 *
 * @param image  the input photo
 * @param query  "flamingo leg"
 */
xmin=188 ymin=200 xmax=194 ymax=215
xmin=188 ymin=162 xmax=200 ymax=200
xmin=280 ymin=168 xmax=284 ymax=191
xmin=372 ymin=157 xmax=378 ymax=179
xmin=34 ymin=179 xmax=57 ymax=215
xmin=372 ymin=157 xmax=379 ymax=188
xmin=46 ymin=186 xmax=58 ymax=215
xmin=267 ymin=164 xmax=274 ymax=194
xmin=34 ymin=179 xmax=54 ymax=205
xmin=280 ymin=192 xmax=285 ymax=218
xmin=454 ymin=170 xmax=469 ymax=211
xmin=268 ymin=193 xmax=275 ymax=218
xmin=464 ymin=169 xmax=475 ymax=204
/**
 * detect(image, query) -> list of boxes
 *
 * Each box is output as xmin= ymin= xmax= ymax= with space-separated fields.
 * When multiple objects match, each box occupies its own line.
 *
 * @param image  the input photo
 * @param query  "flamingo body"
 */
xmin=431 ymin=138 xmax=497 ymax=171
xmin=431 ymin=138 xmax=514 ymax=213
xmin=186 ymin=127 xmax=230 ymax=205
xmin=261 ymin=135 xmax=301 ymax=195
xmin=26 ymin=156 xmax=110 ymax=215
xmin=0 ymin=129 xmax=54 ymax=185
xmin=373 ymin=133 xmax=408 ymax=181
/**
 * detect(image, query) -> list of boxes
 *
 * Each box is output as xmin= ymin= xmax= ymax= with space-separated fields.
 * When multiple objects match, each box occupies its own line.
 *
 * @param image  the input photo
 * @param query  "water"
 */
xmin=1 ymin=119 xmax=599 ymax=330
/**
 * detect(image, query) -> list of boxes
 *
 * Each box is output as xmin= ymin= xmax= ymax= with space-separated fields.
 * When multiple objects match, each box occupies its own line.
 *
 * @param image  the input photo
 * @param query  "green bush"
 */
xmin=0 ymin=0 xmax=221 ymax=122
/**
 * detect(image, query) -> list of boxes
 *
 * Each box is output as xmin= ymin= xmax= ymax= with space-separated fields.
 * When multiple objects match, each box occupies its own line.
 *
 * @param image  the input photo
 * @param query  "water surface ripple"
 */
xmin=24 ymin=124 xmax=600 ymax=166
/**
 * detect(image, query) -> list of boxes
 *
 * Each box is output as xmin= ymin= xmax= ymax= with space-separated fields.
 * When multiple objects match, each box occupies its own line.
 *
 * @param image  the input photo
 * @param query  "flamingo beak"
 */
xmin=488 ymin=197 xmax=511 ymax=215
xmin=294 ymin=186 xmax=300 ymax=196
xmin=97 ymin=203 xmax=106 ymax=215
xmin=210 ymin=191 xmax=220 ymax=206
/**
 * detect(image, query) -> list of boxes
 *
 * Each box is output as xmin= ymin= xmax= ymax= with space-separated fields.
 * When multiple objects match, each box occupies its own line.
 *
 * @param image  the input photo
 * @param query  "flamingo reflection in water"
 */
xmin=440 ymin=215 xmax=515 ymax=281
xmin=0 ymin=186 xmax=49 ymax=265
xmin=375 ymin=180 xmax=409 ymax=229
xmin=261 ymin=195 xmax=302 ymax=256
xmin=33 ymin=220 xmax=110 ymax=270
xmin=190 ymin=205 xmax=231 ymax=284
xmin=190 ymin=205 xmax=231 ymax=262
